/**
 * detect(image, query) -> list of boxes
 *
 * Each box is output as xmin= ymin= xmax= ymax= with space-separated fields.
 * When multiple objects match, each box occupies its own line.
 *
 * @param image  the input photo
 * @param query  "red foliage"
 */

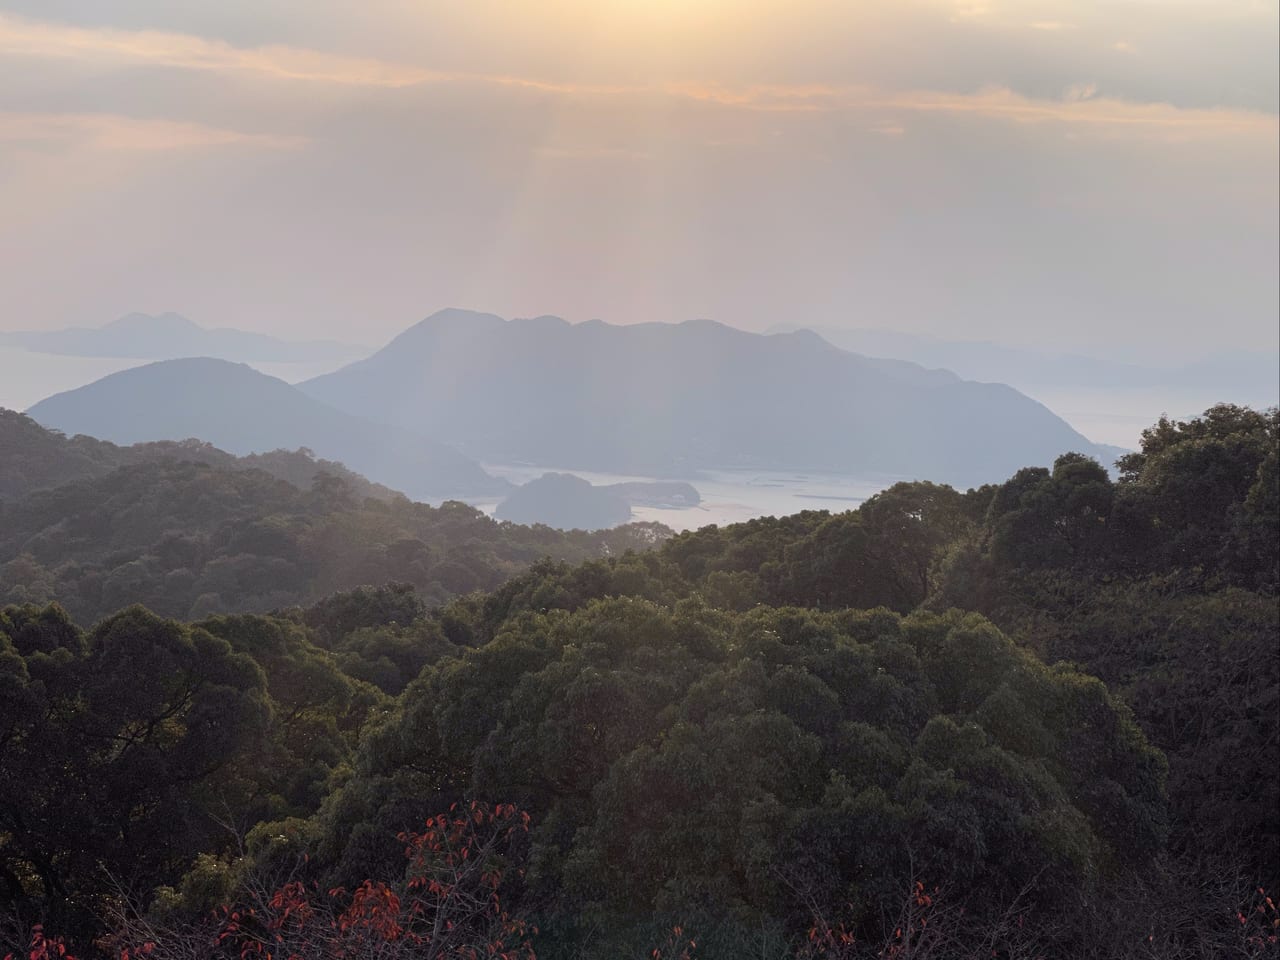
xmin=5 ymin=925 xmax=80 ymax=960
xmin=649 ymin=924 xmax=697 ymax=960
xmin=203 ymin=801 xmax=534 ymax=960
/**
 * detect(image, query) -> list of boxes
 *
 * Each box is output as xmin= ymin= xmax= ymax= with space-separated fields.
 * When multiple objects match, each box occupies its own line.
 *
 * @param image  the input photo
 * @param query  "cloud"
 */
xmin=1063 ymin=82 xmax=1100 ymax=102
xmin=949 ymin=2 xmax=993 ymax=22
xmin=1 ymin=12 xmax=1275 ymax=141
xmin=0 ymin=13 xmax=441 ymax=87
xmin=0 ymin=111 xmax=306 ymax=151
xmin=661 ymin=82 xmax=839 ymax=112
xmin=878 ymin=84 xmax=1276 ymax=138
xmin=667 ymin=82 xmax=1276 ymax=141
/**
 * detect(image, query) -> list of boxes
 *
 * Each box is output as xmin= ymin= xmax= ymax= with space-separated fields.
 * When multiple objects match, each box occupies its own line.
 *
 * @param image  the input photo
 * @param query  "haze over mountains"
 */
xmin=302 ymin=309 xmax=1120 ymax=488
xmin=775 ymin=324 xmax=1280 ymax=402
xmin=26 ymin=358 xmax=508 ymax=501
xmin=14 ymin=308 xmax=1133 ymax=519
xmin=0 ymin=312 xmax=364 ymax=364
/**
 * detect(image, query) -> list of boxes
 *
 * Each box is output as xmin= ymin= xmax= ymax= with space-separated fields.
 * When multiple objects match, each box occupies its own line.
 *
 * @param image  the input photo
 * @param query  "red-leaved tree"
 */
xmin=98 ymin=801 xmax=536 ymax=960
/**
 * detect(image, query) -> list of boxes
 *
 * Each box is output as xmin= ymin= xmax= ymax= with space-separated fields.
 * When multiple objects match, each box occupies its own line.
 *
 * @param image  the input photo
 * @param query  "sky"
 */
xmin=0 ymin=0 xmax=1276 ymax=361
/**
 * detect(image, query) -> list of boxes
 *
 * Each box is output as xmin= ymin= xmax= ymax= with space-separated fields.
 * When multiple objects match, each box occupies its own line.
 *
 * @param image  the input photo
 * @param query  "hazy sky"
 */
xmin=1 ymin=0 xmax=1276 ymax=359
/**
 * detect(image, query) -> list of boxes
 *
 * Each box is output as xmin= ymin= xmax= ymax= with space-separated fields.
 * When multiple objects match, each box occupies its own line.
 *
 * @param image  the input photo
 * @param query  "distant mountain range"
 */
xmin=300 ymin=309 xmax=1122 ymax=487
xmin=769 ymin=324 xmax=1280 ymax=402
xmin=1 ymin=312 xmax=365 ymax=364
xmin=26 ymin=358 xmax=509 ymax=500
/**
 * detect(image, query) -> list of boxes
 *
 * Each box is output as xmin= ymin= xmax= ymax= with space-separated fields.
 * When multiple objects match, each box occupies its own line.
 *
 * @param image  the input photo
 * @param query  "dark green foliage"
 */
xmin=0 ymin=601 xmax=399 ymax=943
xmin=647 ymin=482 xmax=981 ymax=614
xmin=196 ymin=613 xmax=385 ymax=814
xmin=0 ymin=403 xmax=1274 ymax=959
xmin=980 ymin=576 xmax=1280 ymax=874
xmin=306 ymin=601 xmax=1163 ymax=954
xmin=0 ymin=605 xmax=271 ymax=932
xmin=932 ymin=404 xmax=1280 ymax=882
xmin=303 ymin=582 xmax=425 ymax=645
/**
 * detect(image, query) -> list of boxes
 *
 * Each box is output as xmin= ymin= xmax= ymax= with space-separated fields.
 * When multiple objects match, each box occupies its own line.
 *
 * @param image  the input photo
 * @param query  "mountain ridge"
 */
xmin=1 ymin=312 xmax=366 ymax=364
xmin=770 ymin=322 xmax=1280 ymax=399
xmin=26 ymin=358 xmax=509 ymax=500
xmin=301 ymin=308 xmax=1117 ymax=487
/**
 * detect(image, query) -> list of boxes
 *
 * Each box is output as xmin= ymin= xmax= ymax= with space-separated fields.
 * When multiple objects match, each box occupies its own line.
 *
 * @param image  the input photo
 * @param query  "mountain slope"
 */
xmin=301 ymin=309 xmax=1116 ymax=487
xmin=26 ymin=359 xmax=508 ymax=500
xmin=0 ymin=407 xmax=397 ymax=503
xmin=1 ymin=312 xmax=364 ymax=363
xmin=770 ymin=323 xmax=1280 ymax=400
xmin=0 ymin=457 xmax=668 ymax=624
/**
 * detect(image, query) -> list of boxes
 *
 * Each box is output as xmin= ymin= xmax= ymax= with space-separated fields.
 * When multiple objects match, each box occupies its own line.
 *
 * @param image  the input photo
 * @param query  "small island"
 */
xmin=496 ymin=474 xmax=701 ymax=530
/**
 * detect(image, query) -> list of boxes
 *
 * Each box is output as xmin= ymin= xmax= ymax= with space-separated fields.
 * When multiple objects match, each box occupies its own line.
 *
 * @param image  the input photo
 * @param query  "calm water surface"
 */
xmin=476 ymin=463 xmax=909 ymax=532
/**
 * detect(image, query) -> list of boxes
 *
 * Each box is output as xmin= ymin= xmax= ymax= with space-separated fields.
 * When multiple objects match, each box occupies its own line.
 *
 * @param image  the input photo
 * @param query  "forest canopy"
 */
xmin=0 ymin=404 xmax=1276 ymax=959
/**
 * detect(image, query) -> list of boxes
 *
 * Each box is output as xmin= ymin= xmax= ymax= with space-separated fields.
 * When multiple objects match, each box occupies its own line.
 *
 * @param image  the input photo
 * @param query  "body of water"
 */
xmin=1021 ymin=385 xmax=1277 ymax=449
xmin=477 ymin=463 xmax=908 ymax=531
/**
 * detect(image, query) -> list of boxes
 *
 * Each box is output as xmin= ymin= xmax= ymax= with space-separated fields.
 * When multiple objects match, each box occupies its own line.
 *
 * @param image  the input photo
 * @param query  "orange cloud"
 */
xmin=2 ymin=13 xmax=1275 ymax=141
xmin=0 ymin=13 xmax=441 ymax=87
xmin=876 ymin=85 xmax=1277 ymax=138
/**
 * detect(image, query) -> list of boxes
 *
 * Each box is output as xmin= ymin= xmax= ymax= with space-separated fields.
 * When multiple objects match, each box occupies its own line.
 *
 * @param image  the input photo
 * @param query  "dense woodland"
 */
xmin=1 ymin=404 xmax=1276 ymax=958
xmin=0 ymin=410 xmax=670 ymax=625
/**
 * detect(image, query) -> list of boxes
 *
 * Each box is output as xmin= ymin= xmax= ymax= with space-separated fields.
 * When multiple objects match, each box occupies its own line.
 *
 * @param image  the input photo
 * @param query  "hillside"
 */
xmin=0 ymin=311 xmax=363 ymax=363
xmin=771 ymin=323 xmax=1280 ymax=400
xmin=0 ymin=407 xmax=396 ymax=502
xmin=0 ymin=430 xmax=671 ymax=624
xmin=2 ymin=404 xmax=1272 ymax=959
xmin=301 ymin=309 xmax=1118 ymax=487
xmin=26 ymin=358 xmax=510 ymax=500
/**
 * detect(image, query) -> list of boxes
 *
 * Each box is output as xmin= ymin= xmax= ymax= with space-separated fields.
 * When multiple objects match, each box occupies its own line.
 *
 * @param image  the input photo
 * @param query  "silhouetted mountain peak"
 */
xmin=301 ymin=309 xmax=1113 ymax=486
xmin=26 ymin=359 xmax=508 ymax=500
xmin=64 ymin=356 xmax=295 ymax=398
xmin=383 ymin=308 xmax=507 ymax=350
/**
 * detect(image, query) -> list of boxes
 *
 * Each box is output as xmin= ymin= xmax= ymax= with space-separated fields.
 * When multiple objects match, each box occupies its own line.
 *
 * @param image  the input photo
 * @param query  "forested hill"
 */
xmin=0 ymin=404 xmax=1275 ymax=959
xmin=0 ymin=411 xmax=671 ymax=623
xmin=299 ymin=308 xmax=1118 ymax=487
xmin=25 ymin=358 xmax=510 ymax=500
xmin=0 ymin=407 xmax=397 ymax=502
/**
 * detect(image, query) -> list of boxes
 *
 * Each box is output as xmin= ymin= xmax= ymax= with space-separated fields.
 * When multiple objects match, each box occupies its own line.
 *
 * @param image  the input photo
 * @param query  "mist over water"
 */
xmin=1016 ymin=385 xmax=1280 ymax=449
